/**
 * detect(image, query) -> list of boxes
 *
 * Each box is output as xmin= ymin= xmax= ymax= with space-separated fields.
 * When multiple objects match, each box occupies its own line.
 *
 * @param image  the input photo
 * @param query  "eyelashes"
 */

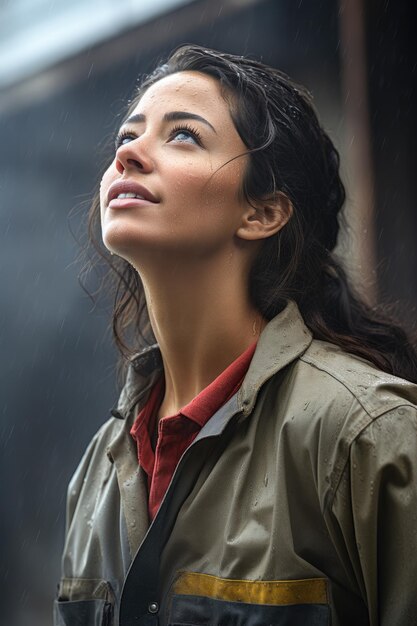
xmin=114 ymin=128 xmax=135 ymax=150
xmin=169 ymin=124 xmax=202 ymax=145
xmin=114 ymin=123 xmax=203 ymax=150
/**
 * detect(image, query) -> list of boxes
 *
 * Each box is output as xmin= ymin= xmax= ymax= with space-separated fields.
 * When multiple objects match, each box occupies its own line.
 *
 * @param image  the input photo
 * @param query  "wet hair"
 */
xmin=85 ymin=44 xmax=417 ymax=382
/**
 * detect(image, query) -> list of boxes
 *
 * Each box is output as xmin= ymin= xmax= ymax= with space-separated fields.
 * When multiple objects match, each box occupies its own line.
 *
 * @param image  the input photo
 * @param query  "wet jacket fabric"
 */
xmin=54 ymin=300 xmax=417 ymax=626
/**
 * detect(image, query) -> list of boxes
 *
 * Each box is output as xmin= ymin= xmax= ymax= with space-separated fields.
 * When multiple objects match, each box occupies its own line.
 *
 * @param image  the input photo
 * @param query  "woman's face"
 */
xmin=100 ymin=71 xmax=254 ymax=266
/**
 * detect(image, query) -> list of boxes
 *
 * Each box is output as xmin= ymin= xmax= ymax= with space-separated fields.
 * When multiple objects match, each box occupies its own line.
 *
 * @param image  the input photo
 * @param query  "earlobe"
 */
xmin=236 ymin=192 xmax=293 ymax=241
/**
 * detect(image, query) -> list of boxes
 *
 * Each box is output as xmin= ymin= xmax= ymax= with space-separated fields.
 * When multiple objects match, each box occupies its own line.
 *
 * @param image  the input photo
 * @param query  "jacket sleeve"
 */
xmin=331 ymin=404 xmax=417 ymax=626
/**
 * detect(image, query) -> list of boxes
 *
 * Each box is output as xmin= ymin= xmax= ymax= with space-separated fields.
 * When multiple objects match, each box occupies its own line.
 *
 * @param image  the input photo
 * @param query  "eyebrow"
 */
xmin=121 ymin=111 xmax=217 ymax=133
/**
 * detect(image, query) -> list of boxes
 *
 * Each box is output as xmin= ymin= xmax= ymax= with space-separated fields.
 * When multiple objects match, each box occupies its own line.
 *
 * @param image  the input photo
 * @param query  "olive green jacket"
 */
xmin=55 ymin=301 xmax=417 ymax=626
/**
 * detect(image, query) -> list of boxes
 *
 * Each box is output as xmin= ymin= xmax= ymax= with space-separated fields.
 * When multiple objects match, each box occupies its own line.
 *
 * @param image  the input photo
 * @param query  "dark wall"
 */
xmin=366 ymin=0 xmax=417 ymax=326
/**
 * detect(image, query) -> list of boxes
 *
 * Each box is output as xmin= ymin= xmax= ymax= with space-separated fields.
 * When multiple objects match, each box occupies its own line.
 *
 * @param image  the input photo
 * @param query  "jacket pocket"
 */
xmin=54 ymin=578 xmax=115 ymax=626
xmin=54 ymin=598 xmax=113 ymax=626
xmin=168 ymin=572 xmax=330 ymax=626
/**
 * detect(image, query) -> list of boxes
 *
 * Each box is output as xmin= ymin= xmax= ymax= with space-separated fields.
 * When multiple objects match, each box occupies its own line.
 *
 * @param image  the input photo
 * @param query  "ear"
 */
xmin=236 ymin=192 xmax=293 ymax=241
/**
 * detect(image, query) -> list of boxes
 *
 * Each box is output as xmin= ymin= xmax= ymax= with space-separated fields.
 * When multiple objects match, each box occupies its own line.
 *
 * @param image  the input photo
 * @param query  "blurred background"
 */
xmin=0 ymin=0 xmax=415 ymax=624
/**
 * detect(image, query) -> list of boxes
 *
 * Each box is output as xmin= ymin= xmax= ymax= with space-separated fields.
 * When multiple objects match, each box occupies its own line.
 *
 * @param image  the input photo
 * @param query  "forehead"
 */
xmin=131 ymin=71 xmax=232 ymax=122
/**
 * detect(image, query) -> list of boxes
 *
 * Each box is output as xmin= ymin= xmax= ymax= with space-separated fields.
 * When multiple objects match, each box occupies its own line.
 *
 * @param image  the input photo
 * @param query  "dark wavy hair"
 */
xmin=85 ymin=44 xmax=417 ymax=382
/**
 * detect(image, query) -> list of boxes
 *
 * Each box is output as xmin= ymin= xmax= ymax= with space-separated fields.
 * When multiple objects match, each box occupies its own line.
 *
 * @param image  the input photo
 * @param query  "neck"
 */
xmin=139 ymin=252 xmax=265 ymax=417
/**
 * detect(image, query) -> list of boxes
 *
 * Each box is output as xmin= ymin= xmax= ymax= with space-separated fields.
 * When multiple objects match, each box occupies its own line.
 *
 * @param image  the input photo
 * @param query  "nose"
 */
xmin=115 ymin=138 xmax=154 ymax=175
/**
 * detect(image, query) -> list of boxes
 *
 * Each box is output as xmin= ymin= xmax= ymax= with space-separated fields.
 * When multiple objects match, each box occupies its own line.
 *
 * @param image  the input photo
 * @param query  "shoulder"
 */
xmin=63 ymin=415 xmax=126 ymax=532
xmin=67 ymin=416 xmax=124 ymax=491
xmin=298 ymin=338 xmax=417 ymax=417
xmin=273 ymin=339 xmax=417 ymax=504
xmin=295 ymin=338 xmax=417 ymax=450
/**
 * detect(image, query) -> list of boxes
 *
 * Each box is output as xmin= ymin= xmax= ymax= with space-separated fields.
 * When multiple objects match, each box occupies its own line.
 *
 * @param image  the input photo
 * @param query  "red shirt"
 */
xmin=130 ymin=342 xmax=257 ymax=520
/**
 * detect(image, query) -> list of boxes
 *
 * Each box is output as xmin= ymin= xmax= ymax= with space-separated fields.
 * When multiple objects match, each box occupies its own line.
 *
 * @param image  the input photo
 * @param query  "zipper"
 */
xmin=119 ymin=396 xmax=242 ymax=625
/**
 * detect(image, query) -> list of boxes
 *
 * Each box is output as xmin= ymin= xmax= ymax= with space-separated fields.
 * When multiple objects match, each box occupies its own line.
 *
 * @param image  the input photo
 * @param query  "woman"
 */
xmin=55 ymin=45 xmax=417 ymax=626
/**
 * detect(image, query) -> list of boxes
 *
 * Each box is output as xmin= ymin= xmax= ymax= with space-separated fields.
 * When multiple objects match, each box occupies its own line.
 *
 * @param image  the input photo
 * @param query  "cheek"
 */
xmin=100 ymin=165 xmax=114 ymax=195
xmin=203 ymin=160 xmax=246 ymax=209
xmin=173 ymin=160 xmax=211 ymax=189
xmin=178 ymin=157 xmax=245 ymax=202
xmin=99 ymin=166 xmax=115 ymax=218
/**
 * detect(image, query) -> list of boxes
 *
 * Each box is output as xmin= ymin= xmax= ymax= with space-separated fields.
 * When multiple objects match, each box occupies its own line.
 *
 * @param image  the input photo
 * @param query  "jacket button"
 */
xmin=148 ymin=602 xmax=159 ymax=614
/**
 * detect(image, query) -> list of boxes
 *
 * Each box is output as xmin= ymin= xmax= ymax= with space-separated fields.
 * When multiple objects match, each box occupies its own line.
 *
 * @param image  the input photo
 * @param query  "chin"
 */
xmin=102 ymin=223 xmax=140 ymax=255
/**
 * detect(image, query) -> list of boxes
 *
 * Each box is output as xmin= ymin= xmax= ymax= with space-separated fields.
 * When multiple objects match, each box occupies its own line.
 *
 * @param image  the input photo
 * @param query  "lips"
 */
xmin=107 ymin=179 xmax=159 ymax=205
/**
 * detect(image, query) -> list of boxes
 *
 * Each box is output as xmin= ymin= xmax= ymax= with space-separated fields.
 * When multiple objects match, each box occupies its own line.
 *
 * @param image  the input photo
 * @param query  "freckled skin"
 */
xmin=100 ymin=71 xmax=251 ymax=268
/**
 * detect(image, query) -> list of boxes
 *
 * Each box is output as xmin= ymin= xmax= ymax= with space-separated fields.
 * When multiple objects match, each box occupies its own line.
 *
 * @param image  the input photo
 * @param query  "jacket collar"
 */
xmin=112 ymin=345 xmax=163 ymax=420
xmin=239 ymin=299 xmax=312 ymax=415
xmin=113 ymin=300 xmax=312 ymax=420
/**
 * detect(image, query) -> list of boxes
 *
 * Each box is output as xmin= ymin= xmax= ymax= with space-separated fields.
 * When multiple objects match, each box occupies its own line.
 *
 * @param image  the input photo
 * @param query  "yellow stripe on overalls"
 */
xmin=173 ymin=572 xmax=329 ymax=605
